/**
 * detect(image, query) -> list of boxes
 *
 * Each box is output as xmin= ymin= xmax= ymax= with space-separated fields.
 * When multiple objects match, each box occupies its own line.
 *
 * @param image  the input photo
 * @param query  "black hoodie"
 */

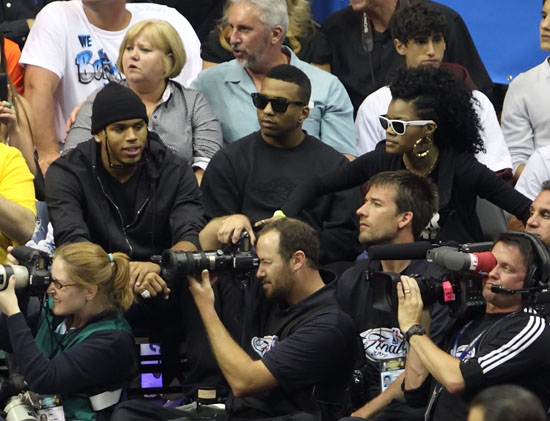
xmin=45 ymin=132 xmax=205 ymax=259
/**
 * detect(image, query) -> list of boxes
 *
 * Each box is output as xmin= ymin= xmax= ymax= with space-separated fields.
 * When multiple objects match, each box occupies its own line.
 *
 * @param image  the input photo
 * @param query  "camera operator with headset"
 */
xmin=397 ymin=231 xmax=550 ymax=420
xmin=0 ymin=242 xmax=137 ymax=420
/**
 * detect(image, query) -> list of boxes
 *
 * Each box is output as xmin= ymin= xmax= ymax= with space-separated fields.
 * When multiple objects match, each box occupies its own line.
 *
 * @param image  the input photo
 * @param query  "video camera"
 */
xmin=369 ymin=241 xmax=497 ymax=319
xmin=159 ymin=232 xmax=259 ymax=285
xmin=0 ymin=246 xmax=51 ymax=295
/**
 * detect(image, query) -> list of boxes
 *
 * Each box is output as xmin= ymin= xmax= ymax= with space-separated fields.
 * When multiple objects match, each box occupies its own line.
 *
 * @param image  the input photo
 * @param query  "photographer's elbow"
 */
xmin=444 ymin=378 xmax=465 ymax=395
xmin=231 ymin=385 xmax=250 ymax=398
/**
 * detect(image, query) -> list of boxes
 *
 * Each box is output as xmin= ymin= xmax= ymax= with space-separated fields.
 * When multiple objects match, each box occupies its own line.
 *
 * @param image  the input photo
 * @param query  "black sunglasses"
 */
xmin=251 ymin=93 xmax=307 ymax=113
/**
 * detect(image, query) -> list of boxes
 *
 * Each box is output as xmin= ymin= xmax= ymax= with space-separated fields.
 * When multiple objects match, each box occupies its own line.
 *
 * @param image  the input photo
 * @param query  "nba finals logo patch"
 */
xmin=251 ymin=335 xmax=279 ymax=358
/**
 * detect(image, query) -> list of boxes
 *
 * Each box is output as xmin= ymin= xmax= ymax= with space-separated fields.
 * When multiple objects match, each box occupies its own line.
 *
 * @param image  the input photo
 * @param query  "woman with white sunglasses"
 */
xmin=275 ymin=67 xmax=531 ymax=243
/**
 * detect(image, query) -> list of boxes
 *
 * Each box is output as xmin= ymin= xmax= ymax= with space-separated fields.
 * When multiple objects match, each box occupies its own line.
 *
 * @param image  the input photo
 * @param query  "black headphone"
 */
xmin=505 ymin=231 xmax=550 ymax=297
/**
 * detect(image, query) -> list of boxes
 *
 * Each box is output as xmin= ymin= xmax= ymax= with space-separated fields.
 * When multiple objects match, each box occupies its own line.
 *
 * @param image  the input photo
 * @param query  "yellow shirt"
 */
xmin=0 ymin=143 xmax=36 ymax=263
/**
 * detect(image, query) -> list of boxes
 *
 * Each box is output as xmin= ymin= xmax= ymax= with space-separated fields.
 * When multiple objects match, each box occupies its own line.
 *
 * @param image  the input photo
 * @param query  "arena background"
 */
xmin=311 ymin=0 xmax=547 ymax=84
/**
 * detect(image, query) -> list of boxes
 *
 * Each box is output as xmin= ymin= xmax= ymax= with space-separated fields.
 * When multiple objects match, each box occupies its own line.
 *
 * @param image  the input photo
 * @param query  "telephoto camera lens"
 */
xmin=0 ymin=265 xmax=30 ymax=291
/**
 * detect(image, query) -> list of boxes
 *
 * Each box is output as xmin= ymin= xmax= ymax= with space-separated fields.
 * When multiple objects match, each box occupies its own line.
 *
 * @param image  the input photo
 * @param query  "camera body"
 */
xmin=371 ymin=242 xmax=492 ymax=319
xmin=0 ymin=246 xmax=51 ymax=295
xmin=371 ymin=271 xmax=485 ymax=320
xmin=160 ymin=232 xmax=259 ymax=284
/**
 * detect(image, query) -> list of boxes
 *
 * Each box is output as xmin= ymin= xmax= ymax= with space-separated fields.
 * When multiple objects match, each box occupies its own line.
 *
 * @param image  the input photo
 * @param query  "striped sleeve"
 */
xmin=460 ymin=309 xmax=550 ymax=397
xmin=477 ymin=312 xmax=545 ymax=374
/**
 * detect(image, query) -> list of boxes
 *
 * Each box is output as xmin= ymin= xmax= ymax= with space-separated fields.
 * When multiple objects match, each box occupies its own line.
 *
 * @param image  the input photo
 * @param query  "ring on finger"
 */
xmin=141 ymin=290 xmax=151 ymax=299
xmin=404 ymin=290 xmax=411 ymax=294
xmin=6 ymin=102 xmax=12 ymax=109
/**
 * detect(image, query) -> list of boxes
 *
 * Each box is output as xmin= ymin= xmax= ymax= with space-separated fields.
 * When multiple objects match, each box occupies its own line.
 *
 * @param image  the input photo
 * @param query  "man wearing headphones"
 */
xmin=396 ymin=231 xmax=550 ymax=421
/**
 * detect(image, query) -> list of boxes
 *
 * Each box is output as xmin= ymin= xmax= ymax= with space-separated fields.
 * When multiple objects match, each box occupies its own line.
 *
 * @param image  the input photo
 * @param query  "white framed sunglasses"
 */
xmin=379 ymin=115 xmax=436 ymax=136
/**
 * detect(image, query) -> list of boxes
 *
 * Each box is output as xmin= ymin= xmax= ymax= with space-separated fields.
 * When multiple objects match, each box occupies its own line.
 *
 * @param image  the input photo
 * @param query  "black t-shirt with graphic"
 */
xmin=337 ymin=257 xmax=452 ymax=417
xmin=227 ymin=271 xmax=356 ymax=420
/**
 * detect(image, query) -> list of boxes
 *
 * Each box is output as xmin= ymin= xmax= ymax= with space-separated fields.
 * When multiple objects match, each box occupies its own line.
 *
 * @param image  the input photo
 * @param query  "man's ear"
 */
xmin=398 ymin=211 xmax=414 ymax=230
xmin=95 ymin=130 xmax=106 ymax=144
xmin=394 ymin=38 xmax=407 ymax=56
xmin=271 ymin=25 xmax=284 ymax=44
xmin=291 ymin=250 xmax=306 ymax=272
xmin=298 ymin=104 xmax=309 ymax=124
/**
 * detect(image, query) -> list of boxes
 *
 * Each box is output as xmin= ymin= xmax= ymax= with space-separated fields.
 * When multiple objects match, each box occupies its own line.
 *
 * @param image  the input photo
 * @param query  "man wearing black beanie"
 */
xmin=45 ymin=82 xmax=205 ymax=299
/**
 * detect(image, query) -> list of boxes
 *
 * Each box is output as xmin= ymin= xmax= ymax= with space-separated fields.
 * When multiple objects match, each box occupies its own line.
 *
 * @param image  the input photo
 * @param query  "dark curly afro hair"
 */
xmin=389 ymin=66 xmax=485 ymax=155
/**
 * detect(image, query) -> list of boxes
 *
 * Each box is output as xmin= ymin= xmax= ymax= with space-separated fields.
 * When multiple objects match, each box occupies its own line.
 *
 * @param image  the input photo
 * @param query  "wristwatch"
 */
xmin=404 ymin=324 xmax=426 ymax=342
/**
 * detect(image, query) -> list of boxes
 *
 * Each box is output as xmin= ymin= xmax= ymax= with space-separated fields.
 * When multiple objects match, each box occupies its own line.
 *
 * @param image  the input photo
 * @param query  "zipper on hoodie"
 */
xmin=96 ymin=175 xmax=134 ymax=257
xmin=125 ymin=195 xmax=151 ymax=230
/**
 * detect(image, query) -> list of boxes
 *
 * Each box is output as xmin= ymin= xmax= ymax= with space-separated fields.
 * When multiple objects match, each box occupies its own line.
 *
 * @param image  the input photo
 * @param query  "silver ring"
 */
xmin=404 ymin=290 xmax=411 ymax=294
xmin=261 ymin=219 xmax=266 ymax=224
xmin=141 ymin=290 xmax=151 ymax=299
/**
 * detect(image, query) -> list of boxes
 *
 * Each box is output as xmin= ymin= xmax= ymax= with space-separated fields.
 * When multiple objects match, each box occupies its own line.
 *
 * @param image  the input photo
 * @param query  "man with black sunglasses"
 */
xmin=200 ymin=64 xmax=361 ymax=268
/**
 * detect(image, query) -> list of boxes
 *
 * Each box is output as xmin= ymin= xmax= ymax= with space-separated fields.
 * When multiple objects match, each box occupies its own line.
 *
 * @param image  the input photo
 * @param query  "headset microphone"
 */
xmin=490 ymin=285 xmax=538 ymax=295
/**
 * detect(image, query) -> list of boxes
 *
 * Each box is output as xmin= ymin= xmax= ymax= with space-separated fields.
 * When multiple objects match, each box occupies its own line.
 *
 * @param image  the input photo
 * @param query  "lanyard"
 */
xmin=451 ymin=311 xmax=519 ymax=360
xmin=425 ymin=310 xmax=521 ymax=421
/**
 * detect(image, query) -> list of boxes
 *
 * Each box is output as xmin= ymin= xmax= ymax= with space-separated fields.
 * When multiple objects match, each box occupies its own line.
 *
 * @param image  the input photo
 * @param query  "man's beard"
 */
xmin=359 ymin=231 xmax=396 ymax=247
xmin=232 ymin=36 xmax=269 ymax=69
xmin=234 ymin=49 xmax=264 ymax=69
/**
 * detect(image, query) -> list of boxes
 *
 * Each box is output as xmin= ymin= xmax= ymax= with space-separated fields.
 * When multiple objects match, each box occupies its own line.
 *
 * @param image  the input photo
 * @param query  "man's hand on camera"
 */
xmin=397 ymin=275 xmax=424 ymax=333
xmin=188 ymin=270 xmax=215 ymax=310
xmin=217 ymin=214 xmax=256 ymax=246
xmin=133 ymin=271 xmax=170 ymax=300
xmin=0 ymin=275 xmax=21 ymax=316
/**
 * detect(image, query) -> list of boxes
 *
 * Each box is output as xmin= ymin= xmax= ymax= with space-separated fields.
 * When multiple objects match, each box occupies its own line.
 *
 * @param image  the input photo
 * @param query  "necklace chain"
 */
xmin=403 ymin=150 xmax=439 ymax=177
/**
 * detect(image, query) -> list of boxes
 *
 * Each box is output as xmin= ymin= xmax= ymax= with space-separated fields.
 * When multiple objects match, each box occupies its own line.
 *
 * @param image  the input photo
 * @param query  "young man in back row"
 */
xmin=354 ymin=2 xmax=512 ymax=178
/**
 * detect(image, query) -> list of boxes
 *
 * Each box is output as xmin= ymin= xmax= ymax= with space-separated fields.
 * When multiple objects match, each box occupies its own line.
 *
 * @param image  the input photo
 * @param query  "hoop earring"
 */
xmin=412 ymin=135 xmax=432 ymax=158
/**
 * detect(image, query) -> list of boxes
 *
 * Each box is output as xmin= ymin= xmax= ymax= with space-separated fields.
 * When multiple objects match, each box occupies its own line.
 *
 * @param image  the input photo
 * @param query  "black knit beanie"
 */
xmin=91 ymin=82 xmax=148 ymax=134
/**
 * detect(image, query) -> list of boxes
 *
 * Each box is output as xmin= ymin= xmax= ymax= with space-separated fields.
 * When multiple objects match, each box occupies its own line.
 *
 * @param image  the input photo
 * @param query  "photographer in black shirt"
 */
xmin=398 ymin=231 xmax=550 ymax=420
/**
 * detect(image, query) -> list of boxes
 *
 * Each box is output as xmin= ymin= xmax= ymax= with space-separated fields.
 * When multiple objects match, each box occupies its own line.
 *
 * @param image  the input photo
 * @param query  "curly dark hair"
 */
xmin=389 ymin=66 xmax=485 ymax=154
xmin=391 ymin=2 xmax=447 ymax=44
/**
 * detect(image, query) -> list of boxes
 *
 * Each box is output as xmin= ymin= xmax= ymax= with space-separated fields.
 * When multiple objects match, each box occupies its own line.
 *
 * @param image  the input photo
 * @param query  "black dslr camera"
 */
xmin=0 ymin=246 xmax=51 ymax=295
xmin=159 ymin=232 xmax=259 ymax=284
